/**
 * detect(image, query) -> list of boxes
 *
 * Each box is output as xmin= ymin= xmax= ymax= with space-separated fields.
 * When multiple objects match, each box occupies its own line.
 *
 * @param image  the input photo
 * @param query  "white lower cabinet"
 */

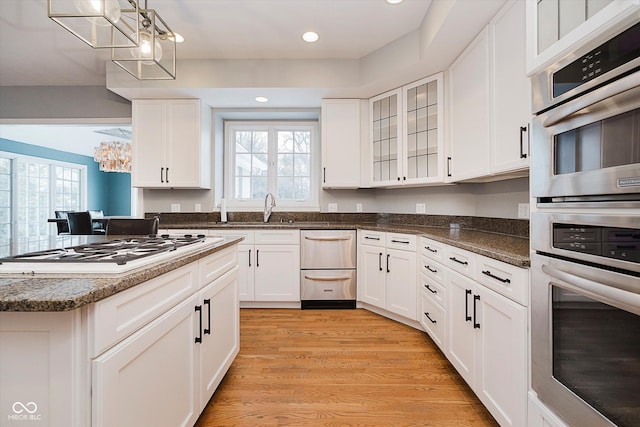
xmin=447 ymin=269 xmax=528 ymax=427
xmin=0 ymin=245 xmax=240 ymax=427
xmin=419 ymin=237 xmax=528 ymax=427
xmin=211 ymin=229 xmax=300 ymax=302
xmin=92 ymin=293 xmax=201 ymax=427
xmin=357 ymin=230 xmax=417 ymax=321
xmin=92 ymin=264 xmax=239 ymax=427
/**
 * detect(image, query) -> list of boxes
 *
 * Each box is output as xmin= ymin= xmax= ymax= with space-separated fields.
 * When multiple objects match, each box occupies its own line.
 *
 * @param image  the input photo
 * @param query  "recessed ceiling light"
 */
xmin=255 ymin=96 xmax=269 ymax=103
xmin=302 ymin=31 xmax=319 ymax=43
xmin=386 ymin=0 xmax=404 ymax=4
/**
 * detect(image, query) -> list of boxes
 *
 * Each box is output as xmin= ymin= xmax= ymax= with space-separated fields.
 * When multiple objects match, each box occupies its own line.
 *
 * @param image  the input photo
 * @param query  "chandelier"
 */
xmin=48 ymin=0 xmax=176 ymax=80
xmin=94 ymin=141 xmax=132 ymax=173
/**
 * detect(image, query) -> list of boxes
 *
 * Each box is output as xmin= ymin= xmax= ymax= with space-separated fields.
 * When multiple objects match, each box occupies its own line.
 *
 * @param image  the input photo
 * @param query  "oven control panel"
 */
xmin=553 ymin=224 xmax=640 ymax=263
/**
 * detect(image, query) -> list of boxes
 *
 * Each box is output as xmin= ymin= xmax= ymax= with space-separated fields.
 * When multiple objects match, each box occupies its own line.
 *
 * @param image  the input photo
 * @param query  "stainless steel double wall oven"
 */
xmin=530 ymin=15 xmax=640 ymax=427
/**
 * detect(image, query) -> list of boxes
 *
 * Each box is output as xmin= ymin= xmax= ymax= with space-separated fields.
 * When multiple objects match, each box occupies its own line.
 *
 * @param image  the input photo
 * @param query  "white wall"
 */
xmin=141 ymin=177 xmax=529 ymax=220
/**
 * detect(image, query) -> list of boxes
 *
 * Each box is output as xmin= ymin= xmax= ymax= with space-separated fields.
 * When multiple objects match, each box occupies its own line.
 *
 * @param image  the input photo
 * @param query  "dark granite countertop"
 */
xmin=0 ymin=237 xmax=243 ymax=312
xmin=157 ymin=213 xmax=530 ymax=268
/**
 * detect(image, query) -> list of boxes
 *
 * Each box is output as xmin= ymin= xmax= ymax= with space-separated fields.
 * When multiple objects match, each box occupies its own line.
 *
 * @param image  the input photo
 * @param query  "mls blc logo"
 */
xmin=8 ymin=401 xmax=41 ymax=421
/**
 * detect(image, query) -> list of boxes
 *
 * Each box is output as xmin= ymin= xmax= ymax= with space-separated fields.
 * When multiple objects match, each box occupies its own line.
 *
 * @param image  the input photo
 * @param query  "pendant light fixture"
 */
xmin=48 ymin=0 xmax=140 ymax=48
xmin=111 ymin=2 xmax=176 ymax=80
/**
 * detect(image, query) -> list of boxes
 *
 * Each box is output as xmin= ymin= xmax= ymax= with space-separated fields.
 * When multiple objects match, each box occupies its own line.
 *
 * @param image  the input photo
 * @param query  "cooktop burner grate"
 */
xmin=0 ymin=234 xmax=208 ymax=265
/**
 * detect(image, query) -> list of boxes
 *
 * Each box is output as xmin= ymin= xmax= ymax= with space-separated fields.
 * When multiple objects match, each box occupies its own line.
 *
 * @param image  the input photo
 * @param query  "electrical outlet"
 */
xmin=171 ymin=203 xmax=181 ymax=213
xmin=356 ymin=203 xmax=363 ymax=212
xmin=194 ymin=203 xmax=202 ymax=212
xmin=328 ymin=203 xmax=338 ymax=212
xmin=518 ymin=203 xmax=530 ymax=219
xmin=416 ymin=203 xmax=426 ymax=214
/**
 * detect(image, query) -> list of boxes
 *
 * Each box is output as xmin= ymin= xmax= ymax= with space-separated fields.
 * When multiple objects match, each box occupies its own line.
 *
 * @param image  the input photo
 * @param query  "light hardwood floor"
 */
xmin=195 ymin=308 xmax=498 ymax=427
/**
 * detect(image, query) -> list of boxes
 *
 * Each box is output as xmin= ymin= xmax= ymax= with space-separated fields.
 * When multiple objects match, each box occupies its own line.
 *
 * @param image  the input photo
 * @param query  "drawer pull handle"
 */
xmin=482 ymin=270 xmax=511 ymax=283
xmin=450 ymin=256 xmax=468 ymax=266
xmin=424 ymin=312 xmax=437 ymax=324
xmin=425 ymin=265 xmax=437 ymax=273
xmin=323 ymin=289 xmax=333 ymax=292
xmin=304 ymin=275 xmax=351 ymax=281
xmin=365 ymin=236 xmax=381 ymax=241
xmin=305 ymin=236 xmax=352 ymax=241
xmin=425 ymin=246 xmax=437 ymax=253
xmin=424 ymin=284 xmax=437 ymax=294
xmin=391 ymin=239 xmax=410 ymax=244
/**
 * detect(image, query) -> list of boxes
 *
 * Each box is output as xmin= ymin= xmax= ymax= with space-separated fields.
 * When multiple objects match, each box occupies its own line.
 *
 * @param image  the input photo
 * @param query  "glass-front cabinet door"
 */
xmin=403 ymin=74 xmax=443 ymax=185
xmin=368 ymin=74 xmax=444 ymax=187
xmin=370 ymin=88 xmax=403 ymax=186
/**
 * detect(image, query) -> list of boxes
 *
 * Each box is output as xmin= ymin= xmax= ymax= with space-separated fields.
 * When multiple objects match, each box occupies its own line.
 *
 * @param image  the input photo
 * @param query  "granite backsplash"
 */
xmin=146 ymin=212 xmax=529 ymax=238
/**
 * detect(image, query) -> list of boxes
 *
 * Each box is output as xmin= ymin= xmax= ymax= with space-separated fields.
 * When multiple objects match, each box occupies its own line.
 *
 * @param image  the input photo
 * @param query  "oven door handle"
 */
xmin=542 ymin=264 xmax=640 ymax=315
xmin=542 ymin=72 xmax=640 ymax=128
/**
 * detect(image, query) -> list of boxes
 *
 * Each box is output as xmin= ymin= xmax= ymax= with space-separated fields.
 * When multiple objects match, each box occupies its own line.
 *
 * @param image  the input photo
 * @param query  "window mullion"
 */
xmin=268 ymin=128 xmax=277 ymax=195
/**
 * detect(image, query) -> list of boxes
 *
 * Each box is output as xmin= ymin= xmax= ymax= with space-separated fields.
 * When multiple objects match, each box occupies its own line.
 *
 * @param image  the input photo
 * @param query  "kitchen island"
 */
xmin=0 ymin=235 xmax=243 ymax=427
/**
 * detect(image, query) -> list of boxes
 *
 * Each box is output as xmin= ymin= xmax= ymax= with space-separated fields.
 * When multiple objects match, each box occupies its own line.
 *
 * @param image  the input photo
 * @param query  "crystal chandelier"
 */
xmin=94 ymin=141 xmax=132 ymax=173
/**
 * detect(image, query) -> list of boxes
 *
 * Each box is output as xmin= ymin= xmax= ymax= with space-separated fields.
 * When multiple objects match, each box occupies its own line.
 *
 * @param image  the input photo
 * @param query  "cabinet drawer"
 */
xmin=386 ymin=233 xmax=417 ymax=251
xmin=446 ymin=246 xmax=476 ymax=278
xmin=89 ymin=263 xmax=198 ymax=358
xmin=419 ymin=255 xmax=446 ymax=285
xmin=254 ymin=229 xmax=300 ymax=245
xmin=420 ymin=236 xmax=447 ymax=263
xmin=476 ymin=254 xmax=529 ymax=306
xmin=163 ymin=228 xmax=211 ymax=237
xmin=419 ymin=292 xmax=446 ymax=351
xmin=358 ymin=230 xmax=386 ymax=247
xmin=419 ymin=271 xmax=447 ymax=308
xmin=199 ymin=246 xmax=237 ymax=289
xmin=210 ymin=229 xmax=255 ymax=244
xmin=300 ymin=269 xmax=356 ymax=300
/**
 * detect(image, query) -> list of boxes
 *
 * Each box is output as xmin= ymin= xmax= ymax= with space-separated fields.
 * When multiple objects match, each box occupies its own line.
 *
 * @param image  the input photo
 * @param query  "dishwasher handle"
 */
xmin=304 ymin=236 xmax=352 ymax=242
xmin=304 ymin=275 xmax=352 ymax=281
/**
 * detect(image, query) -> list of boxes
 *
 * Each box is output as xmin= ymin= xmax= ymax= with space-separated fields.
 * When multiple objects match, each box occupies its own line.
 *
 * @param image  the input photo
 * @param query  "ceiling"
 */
xmin=0 ymin=0 xmax=507 ymax=155
xmin=0 ymin=0 xmax=433 ymax=87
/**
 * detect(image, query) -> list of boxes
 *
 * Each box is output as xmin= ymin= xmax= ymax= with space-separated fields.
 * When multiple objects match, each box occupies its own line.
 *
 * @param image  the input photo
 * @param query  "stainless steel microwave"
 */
xmin=531 ymin=20 xmax=640 ymax=202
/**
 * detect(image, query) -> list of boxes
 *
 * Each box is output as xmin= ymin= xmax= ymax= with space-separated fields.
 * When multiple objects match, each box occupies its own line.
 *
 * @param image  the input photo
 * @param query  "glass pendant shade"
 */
xmin=48 ymin=0 xmax=139 ymax=48
xmin=111 ymin=9 xmax=176 ymax=80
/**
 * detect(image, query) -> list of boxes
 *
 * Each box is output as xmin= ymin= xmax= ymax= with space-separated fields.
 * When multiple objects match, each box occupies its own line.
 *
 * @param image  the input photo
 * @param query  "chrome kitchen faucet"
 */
xmin=264 ymin=192 xmax=276 ymax=222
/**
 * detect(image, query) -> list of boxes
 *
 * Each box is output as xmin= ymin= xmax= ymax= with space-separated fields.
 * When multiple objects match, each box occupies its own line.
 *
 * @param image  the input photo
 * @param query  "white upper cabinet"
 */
xmin=448 ymin=27 xmax=491 ymax=182
xmin=490 ymin=0 xmax=531 ymax=174
xmin=132 ymin=99 xmax=211 ymax=189
xmin=448 ymin=0 xmax=530 ymax=182
xmin=367 ymin=74 xmax=445 ymax=187
xmin=527 ymin=0 xmax=640 ymax=74
xmin=402 ymin=74 xmax=445 ymax=185
xmin=321 ymin=99 xmax=361 ymax=188
xmin=369 ymin=88 xmax=403 ymax=187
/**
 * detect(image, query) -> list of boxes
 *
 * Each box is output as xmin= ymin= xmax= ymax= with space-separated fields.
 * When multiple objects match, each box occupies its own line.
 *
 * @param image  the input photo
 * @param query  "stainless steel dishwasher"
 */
xmin=300 ymin=230 xmax=356 ymax=309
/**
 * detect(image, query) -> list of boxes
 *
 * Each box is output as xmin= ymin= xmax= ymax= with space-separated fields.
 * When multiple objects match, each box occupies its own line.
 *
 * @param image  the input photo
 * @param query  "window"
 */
xmin=0 ymin=152 xmax=86 ymax=256
xmin=225 ymin=121 xmax=318 ymax=210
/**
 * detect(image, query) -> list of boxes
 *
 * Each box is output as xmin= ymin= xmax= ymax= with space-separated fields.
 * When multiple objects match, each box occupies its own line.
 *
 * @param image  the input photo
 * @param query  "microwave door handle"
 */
xmin=542 ymin=264 xmax=640 ymax=316
xmin=542 ymin=72 xmax=640 ymax=128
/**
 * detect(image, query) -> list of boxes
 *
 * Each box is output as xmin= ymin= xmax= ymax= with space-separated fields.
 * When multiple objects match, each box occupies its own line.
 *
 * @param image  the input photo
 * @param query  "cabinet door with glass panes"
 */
xmin=369 ymin=88 xmax=403 ymax=187
xmin=402 ymin=73 xmax=444 ymax=185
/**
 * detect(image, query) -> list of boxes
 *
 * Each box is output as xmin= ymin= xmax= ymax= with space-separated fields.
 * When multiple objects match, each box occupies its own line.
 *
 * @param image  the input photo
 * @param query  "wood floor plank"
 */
xmin=195 ymin=308 xmax=498 ymax=427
